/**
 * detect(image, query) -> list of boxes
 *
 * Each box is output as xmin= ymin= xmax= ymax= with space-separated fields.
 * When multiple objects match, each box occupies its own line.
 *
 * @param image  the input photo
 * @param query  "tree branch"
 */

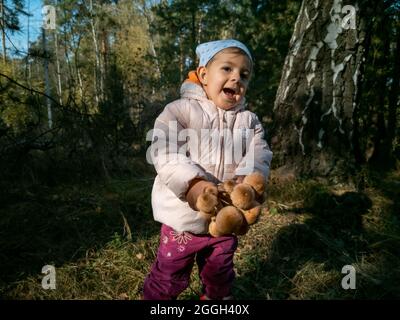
xmin=0 ymin=72 xmax=94 ymax=117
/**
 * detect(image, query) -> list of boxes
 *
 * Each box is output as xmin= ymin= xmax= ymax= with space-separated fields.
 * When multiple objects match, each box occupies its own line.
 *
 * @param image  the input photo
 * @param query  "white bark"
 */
xmin=54 ymin=0 xmax=62 ymax=105
xmin=272 ymin=0 xmax=367 ymax=175
xmin=1 ymin=0 xmax=6 ymax=63
xmin=139 ymin=0 xmax=161 ymax=79
xmin=89 ymin=0 xmax=102 ymax=105
xmin=54 ymin=29 xmax=63 ymax=105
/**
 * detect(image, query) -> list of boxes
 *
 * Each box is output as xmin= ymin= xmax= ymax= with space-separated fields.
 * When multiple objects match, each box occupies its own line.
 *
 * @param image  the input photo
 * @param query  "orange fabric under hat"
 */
xmin=184 ymin=70 xmax=201 ymax=85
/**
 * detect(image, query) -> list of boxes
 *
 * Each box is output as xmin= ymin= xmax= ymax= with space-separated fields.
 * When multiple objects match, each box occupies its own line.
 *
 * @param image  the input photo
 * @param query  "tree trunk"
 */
xmin=369 ymin=14 xmax=390 ymax=166
xmin=54 ymin=28 xmax=63 ymax=105
xmin=191 ymin=11 xmax=197 ymax=69
xmin=272 ymin=0 xmax=370 ymax=177
xmin=100 ymin=27 xmax=108 ymax=95
xmin=26 ymin=0 xmax=31 ymax=87
xmin=139 ymin=0 xmax=162 ymax=88
xmin=1 ymin=0 xmax=6 ymax=63
xmin=351 ymin=2 xmax=375 ymax=165
xmin=89 ymin=0 xmax=102 ymax=106
xmin=42 ymin=28 xmax=53 ymax=129
xmin=179 ymin=37 xmax=184 ymax=83
xmin=387 ymin=21 xmax=400 ymax=161
xmin=77 ymin=68 xmax=84 ymax=102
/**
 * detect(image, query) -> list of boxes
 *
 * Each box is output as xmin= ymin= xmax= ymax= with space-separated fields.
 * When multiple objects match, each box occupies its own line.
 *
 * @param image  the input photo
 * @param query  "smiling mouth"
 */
xmin=223 ymin=88 xmax=237 ymax=99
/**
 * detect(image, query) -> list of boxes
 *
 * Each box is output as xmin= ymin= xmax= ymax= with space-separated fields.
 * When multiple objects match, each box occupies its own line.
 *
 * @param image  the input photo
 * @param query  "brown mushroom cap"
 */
xmin=244 ymin=203 xmax=261 ymax=225
xmin=243 ymin=172 xmax=266 ymax=196
xmin=196 ymin=193 xmax=218 ymax=213
xmin=230 ymin=184 xmax=255 ymax=210
xmin=215 ymin=206 xmax=244 ymax=235
xmin=209 ymin=219 xmax=223 ymax=237
xmin=204 ymin=185 xmax=218 ymax=197
xmin=222 ymin=180 xmax=236 ymax=194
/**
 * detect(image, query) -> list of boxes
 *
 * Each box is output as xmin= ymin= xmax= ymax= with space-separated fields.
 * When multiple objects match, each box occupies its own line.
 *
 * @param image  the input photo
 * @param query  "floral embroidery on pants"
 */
xmin=169 ymin=230 xmax=193 ymax=252
xmin=169 ymin=231 xmax=193 ymax=245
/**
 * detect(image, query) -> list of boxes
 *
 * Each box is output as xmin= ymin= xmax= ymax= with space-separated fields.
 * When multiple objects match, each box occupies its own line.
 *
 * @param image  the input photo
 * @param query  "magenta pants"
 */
xmin=143 ymin=224 xmax=238 ymax=300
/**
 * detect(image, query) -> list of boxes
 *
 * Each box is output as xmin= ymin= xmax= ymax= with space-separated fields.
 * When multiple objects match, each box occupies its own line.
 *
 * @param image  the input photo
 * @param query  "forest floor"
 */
xmin=1 ymin=168 xmax=399 ymax=299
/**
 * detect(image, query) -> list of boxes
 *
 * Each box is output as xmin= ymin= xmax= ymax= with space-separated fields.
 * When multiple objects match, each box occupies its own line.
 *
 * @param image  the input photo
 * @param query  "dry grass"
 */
xmin=1 ymin=170 xmax=399 ymax=299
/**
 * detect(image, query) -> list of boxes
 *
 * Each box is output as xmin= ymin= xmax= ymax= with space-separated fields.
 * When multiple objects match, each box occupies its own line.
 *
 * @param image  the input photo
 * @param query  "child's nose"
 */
xmin=230 ymin=71 xmax=241 ymax=83
xmin=230 ymin=70 xmax=247 ymax=84
xmin=230 ymin=76 xmax=245 ymax=86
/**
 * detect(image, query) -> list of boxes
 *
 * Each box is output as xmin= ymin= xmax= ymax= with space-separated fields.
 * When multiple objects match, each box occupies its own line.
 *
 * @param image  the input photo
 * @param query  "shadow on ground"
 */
xmin=0 ymin=177 xmax=158 ymax=296
xmin=234 ymin=180 xmax=400 ymax=299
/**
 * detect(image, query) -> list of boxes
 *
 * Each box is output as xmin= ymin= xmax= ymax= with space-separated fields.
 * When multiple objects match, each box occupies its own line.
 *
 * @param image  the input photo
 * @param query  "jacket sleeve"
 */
xmin=234 ymin=114 xmax=273 ymax=178
xmin=148 ymin=102 xmax=208 ymax=200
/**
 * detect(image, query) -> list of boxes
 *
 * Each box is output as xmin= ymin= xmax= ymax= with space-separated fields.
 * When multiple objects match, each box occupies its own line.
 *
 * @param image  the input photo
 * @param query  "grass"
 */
xmin=1 ymin=169 xmax=399 ymax=299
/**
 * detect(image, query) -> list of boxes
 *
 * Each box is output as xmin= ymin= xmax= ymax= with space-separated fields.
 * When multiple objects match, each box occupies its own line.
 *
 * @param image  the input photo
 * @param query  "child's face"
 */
xmin=198 ymin=50 xmax=252 ymax=110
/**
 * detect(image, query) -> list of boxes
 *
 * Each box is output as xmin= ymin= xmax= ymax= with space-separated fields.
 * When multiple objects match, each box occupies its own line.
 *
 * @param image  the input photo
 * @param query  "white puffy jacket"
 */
xmin=149 ymin=81 xmax=273 ymax=234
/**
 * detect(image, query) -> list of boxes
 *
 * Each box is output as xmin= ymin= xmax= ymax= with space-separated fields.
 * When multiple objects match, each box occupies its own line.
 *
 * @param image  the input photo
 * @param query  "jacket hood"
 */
xmin=179 ymin=71 xmax=247 ymax=113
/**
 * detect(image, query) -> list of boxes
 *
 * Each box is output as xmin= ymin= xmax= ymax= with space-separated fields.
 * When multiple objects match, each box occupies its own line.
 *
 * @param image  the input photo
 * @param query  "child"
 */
xmin=143 ymin=39 xmax=273 ymax=300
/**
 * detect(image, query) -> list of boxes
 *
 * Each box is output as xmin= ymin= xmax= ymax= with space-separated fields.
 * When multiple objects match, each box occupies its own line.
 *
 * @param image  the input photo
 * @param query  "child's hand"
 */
xmin=234 ymin=175 xmax=245 ymax=184
xmin=186 ymin=178 xmax=217 ymax=211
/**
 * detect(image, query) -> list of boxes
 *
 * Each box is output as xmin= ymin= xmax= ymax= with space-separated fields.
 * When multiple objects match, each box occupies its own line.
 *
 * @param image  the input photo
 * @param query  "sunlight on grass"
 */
xmin=1 ymin=170 xmax=399 ymax=299
xmin=6 ymin=234 xmax=158 ymax=299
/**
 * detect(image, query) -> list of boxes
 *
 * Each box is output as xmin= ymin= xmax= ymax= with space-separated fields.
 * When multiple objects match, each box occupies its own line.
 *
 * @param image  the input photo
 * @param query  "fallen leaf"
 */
xmin=136 ymin=253 xmax=144 ymax=260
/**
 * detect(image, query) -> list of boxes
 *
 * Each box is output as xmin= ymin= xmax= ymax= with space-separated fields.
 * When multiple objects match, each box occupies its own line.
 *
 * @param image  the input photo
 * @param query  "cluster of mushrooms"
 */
xmin=196 ymin=172 xmax=266 ymax=237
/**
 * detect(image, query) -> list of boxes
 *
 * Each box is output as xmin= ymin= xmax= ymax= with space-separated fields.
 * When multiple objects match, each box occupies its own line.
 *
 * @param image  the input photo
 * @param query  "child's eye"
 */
xmin=241 ymin=72 xmax=249 ymax=80
xmin=222 ymin=66 xmax=231 ymax=72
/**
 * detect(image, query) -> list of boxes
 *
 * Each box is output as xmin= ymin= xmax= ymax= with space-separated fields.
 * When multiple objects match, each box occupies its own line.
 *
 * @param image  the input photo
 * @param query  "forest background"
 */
xmin=0 ymin=0 xmax=399 ymax=299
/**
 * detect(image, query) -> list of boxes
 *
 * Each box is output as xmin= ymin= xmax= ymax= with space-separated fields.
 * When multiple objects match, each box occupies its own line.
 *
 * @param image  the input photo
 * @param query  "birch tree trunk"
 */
xmin=89 ymin=0 xmax=102 ymax=106
xmin=1 ymin=0 xmax=6 ymax=63
xmin=26 ymin=0 xmax=31 ymax=87
xmin=54 ymin=29 xmax=63 ymax=105
xmin=139 ymin=0 xmax=162 ymax=80
xmin=386 ymin=21 xmax=400 ymax=164
xmin=54 ymin=0 xmax=62 ymax=105
xmin=272 ymin=0 xmax=370 ymax=177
